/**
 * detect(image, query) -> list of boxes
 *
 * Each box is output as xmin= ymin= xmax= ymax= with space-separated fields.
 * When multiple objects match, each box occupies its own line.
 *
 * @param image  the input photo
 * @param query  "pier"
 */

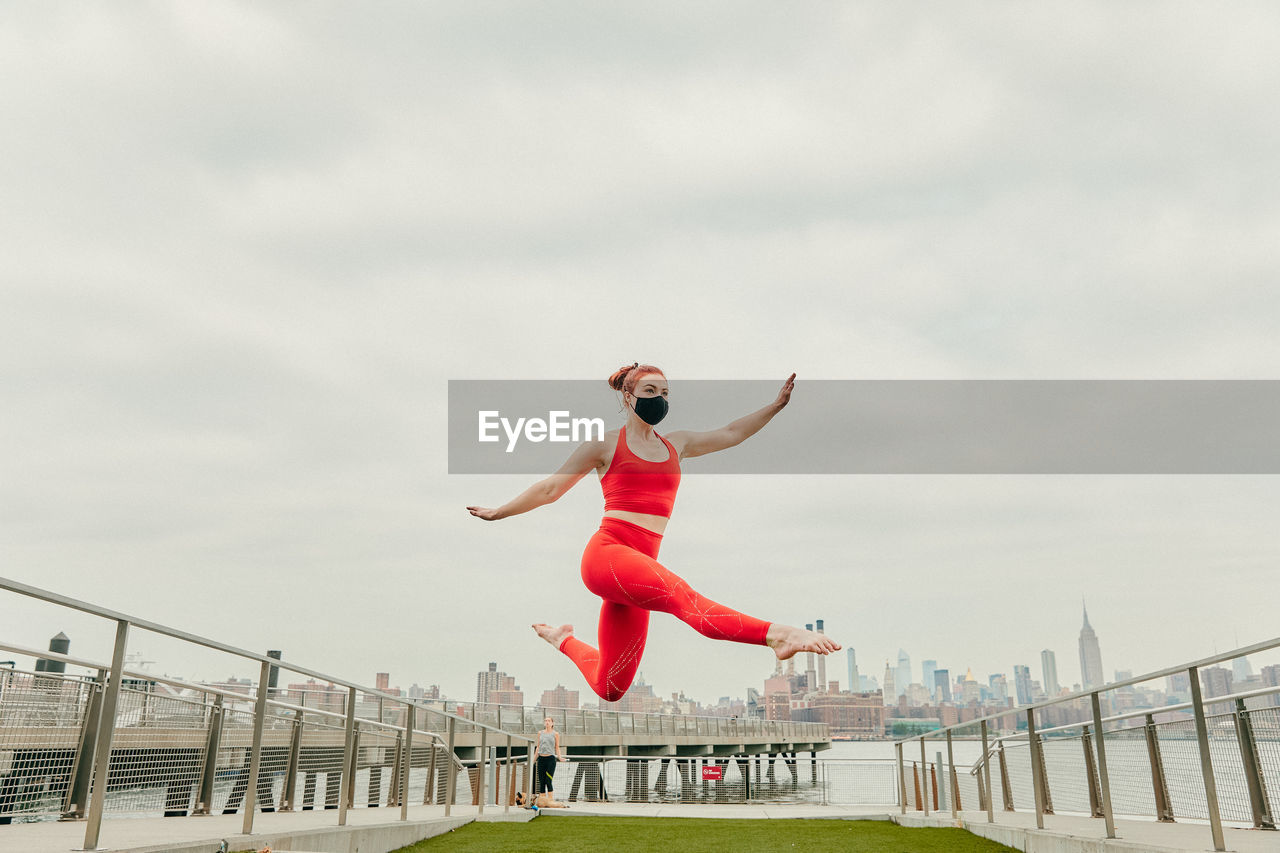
xmin=3 ymin=575 xmax=1277 ymax=853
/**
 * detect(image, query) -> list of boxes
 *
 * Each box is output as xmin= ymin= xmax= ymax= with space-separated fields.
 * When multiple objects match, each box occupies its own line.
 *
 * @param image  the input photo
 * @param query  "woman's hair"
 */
xmin=607 ymin=362 xmax=665 ymax=396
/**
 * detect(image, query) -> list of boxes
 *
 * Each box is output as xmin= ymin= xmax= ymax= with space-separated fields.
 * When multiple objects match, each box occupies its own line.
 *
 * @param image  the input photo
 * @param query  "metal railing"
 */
xmin=0 ymin=574 xmax=827 ymax=848
xmin=893 ymin=637 xmax=1280 ymax=852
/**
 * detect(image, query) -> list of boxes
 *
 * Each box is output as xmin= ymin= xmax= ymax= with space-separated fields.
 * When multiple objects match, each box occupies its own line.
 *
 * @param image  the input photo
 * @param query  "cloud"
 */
xmin=3 ymin=2 xmax=1280 ymax=704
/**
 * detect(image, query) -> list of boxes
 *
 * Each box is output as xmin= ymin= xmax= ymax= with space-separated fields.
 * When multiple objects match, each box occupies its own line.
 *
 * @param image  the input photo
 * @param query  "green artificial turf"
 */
xmin=397 ymin=816 xmax=1019 ymax=852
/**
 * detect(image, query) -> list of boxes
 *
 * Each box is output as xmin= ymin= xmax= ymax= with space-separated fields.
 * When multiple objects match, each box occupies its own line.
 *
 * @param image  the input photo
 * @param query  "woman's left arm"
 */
xmin=669 ymin=373 xmax=795 ymax=459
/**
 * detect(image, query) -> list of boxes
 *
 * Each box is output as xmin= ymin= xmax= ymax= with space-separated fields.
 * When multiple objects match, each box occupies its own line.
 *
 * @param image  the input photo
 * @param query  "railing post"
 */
xmin=194 ymin=694 xmax=225 ymax=815
xmin=920 ymin=738 xmax=929 ymax=816
xmin=388 ymin=732 xmax=402 ymax=807
xmin=82 ymin=619 xmax=129 ymax=851
xmin=62 ymin=670 xmax=105 ymax=820
xmin=477 ymin=727 xmax=487 ymax=814
xmin=1143 ymin=712 xmax=1174 ymax=822
xmin=444 ymin=716 xmax=457 ymax=816
xmin=526 ymin=741 xmax=535 ymax=804
xmin=997 ymin=741 xmax=1013 ymax=812
xmin=896 ymin=742 xmax=906 ymax=814
xmin=935 ymin=750 xmax=946 ymax=812
xmin=241 ymin=659 xmax=272 ymax=835
xmin=1027 ymin=709 xmax=1045 ymax=829
xmin=946 ymin=730 xmax=958 ymax=818
xmin=280 ymin=707 xmax=304 ymax=811
xmin=1090 ymin=692 xmax=1116 ymax=838
xmin=504 ymin=735 xmax=513 ymax=814
xmin=1188 ymin=665 xmax=1226 ymax=852
xmin=424 ymin=734 xmax=438 ymax=805
xmin=338 ymin=686 xmax=357 ymax=826
xmin=1081 ymin=724 xmax=1103 ymax=818
xmin=981 ymin=720 xmax=994 ymax=823
xmin=400 ymin=703 xmax=414 ymax=821
xmin=1234 ymin=698 xmax=1275 ymax=829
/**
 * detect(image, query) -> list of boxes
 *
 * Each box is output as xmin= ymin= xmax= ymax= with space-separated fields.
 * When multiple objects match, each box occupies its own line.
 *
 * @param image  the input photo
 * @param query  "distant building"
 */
xmin=1013 ymin=665 xmax=1033 ymax=705
xmin=600 ymin=675 xmax=661 ymax=713
xmin=764 ymin=673 xmax=793 ymax=720
xmin=540 ymin=684 xmax=580 ymax=710
xmin=1199 ymin=666 xmax=1233 ymax=712
xmin=961 ymin=670 xmax=981 ymax=706
xmin=882 ymin=662 xmax=895 ymax=706
xmin=933 ymin=669 xmax=951 ymax=704
xmin=1078 ymin=602 xmax=1105 ymax=690
xmin=376 ymin=672 xmax=390 ymax=691
xmin=989 ymin=673 xmax=1009 ymax=705
xmin=407 ymin=683 xmax=440 ymax=700
xmin=792 ymin=692 xmax=884 ymax=739
xmin=284 ymin=679 xmax=345 ymax=713
xmin=922 ymin=660 xmax=937 ymax=700
xmin=1232 ymin=655 xmax=1254 ymax=683
xmin=896 ymin=650 xmax=911 ymax=699
xmin=1041 ymin=649 xmax=1060 ymax=696
xmin=846 ymin=649 xmax=859 ymax=697
xmin=476 ymin=662 xmax=523 ymax=706
xmin=1261 ymin=665 xmax=1280 ymax=708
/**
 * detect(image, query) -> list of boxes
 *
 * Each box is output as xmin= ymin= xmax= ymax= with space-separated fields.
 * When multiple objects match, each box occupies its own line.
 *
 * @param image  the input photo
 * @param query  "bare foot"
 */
xmin=533 ymin=622 xmax=574 ymax=649
xmin=766 ymin=624 xmax=842 ymax=661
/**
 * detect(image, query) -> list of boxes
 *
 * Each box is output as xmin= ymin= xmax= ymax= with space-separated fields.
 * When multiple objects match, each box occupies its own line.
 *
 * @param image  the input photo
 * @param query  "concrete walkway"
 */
xmin=3 ymin=804 xmax=1274 ymax=853
xmin=0 ymin=805 xmax=528 ymax=853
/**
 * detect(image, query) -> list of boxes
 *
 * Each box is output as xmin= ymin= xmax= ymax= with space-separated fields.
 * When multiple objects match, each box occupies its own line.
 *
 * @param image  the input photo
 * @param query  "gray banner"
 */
xmin=447 ymin=380 xmax=1280 ymax=474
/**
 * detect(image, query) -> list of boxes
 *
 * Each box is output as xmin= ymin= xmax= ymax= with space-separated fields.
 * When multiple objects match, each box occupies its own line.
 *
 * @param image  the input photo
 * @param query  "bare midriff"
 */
xmin=602 ymin=509 xmax=669 ymax=536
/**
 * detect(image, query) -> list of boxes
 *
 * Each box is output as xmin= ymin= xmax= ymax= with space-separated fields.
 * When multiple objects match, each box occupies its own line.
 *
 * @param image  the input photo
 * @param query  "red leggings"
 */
xmin=559 ymin=517 xmax=771 ymax=702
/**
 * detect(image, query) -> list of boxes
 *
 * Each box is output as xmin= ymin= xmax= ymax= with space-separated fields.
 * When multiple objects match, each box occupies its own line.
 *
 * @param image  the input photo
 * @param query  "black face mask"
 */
xmin=630 ymin=394 xmax=669 ymax=426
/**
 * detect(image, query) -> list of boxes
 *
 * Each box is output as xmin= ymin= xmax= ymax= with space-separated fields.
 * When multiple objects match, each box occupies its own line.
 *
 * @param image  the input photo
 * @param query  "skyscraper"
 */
xmin=882 ymin=661 xmax=895 ymax=705
xmin=922 ymin=660 xmax=937 ymax=699
xmin=1078 ymin=602 xmax=1105 ymax=690
xmin=1013 ymin=664 xmax=1033 ymax=705
xmin=1232 ymin=655 xmax=1254 ymax=683
xmin=846 ymin=648 xmax=859 ymax=695
xmin=1041 ymin=649 xmax=1060 ymax=696
xmin=476 ymin=661 xmax=523 ymax=706
xmin=933 ymin=669 xmax=951 ymax=703
xmin=896 ymin=649 xmax=911 ymax=698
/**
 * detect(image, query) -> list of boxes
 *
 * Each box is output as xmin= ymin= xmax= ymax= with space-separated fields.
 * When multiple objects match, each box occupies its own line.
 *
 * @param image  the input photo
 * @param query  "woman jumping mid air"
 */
xmin=467 ymin=363 xmax=840 ymax=702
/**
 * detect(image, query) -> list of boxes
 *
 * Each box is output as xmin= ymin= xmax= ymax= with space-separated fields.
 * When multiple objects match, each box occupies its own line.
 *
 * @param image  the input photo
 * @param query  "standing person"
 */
xmin=535 ymin=716 xmax=564 ymax=803
xmin=468 ymin=364 xmax=840 ymax=702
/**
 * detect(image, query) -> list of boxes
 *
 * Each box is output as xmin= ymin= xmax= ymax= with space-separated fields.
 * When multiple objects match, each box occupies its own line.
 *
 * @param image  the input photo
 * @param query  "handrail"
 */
xmin=893 ymin=632 xmax=1280 ymax=746
xmin=1030 ymin=682 xmax=1280 ymax=738
xmin=0 ymin=575 xmax=534 ymax=745
xmin=0 ymin=635 xmax=824 ymax=742
xmin=0 ymin=640 xmax=470 ymax=753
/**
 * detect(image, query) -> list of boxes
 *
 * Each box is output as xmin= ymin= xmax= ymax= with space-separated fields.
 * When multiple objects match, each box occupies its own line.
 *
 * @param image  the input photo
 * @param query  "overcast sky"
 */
xmin=3 ymin=3 xmax=1279 ymax=707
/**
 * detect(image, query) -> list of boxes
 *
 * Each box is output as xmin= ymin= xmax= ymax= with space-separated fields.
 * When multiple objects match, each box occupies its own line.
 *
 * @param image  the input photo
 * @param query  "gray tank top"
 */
xmin=538 ymin=731 xmax=557 ymax=756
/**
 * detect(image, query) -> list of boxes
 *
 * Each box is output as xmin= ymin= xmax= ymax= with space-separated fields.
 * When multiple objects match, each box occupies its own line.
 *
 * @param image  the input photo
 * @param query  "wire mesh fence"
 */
xmin=530 ymin=754 xmax=899 ymax=806
xmin=0 ymin=669 xmax=94 ymax=821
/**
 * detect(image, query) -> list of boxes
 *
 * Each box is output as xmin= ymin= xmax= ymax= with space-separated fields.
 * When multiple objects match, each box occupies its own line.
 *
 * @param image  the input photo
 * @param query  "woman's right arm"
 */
xmin=467 ymin=438 xmax=606 ymax=521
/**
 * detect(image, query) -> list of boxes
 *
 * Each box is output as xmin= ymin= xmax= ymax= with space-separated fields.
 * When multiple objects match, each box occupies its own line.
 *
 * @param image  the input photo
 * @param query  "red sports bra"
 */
xmin=601 ymin=426 xmax=682 ymax=518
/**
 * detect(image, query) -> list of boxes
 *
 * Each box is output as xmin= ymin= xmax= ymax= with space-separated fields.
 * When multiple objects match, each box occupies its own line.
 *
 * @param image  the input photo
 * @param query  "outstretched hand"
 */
xmin=467 ymin=506 xmax=501 ymax=521
xmin=774 ymin=373 xmax=796 ymax=410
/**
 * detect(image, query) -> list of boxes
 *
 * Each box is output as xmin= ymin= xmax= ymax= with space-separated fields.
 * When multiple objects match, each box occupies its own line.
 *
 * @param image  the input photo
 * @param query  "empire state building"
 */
xmin=1078 ymin=602 xmax=1105 ymax=690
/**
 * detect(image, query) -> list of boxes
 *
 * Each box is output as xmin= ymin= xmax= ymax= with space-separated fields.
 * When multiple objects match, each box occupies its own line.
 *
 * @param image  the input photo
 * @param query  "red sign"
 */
xmin=701 ymin=765 xmax=723 ymax=781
